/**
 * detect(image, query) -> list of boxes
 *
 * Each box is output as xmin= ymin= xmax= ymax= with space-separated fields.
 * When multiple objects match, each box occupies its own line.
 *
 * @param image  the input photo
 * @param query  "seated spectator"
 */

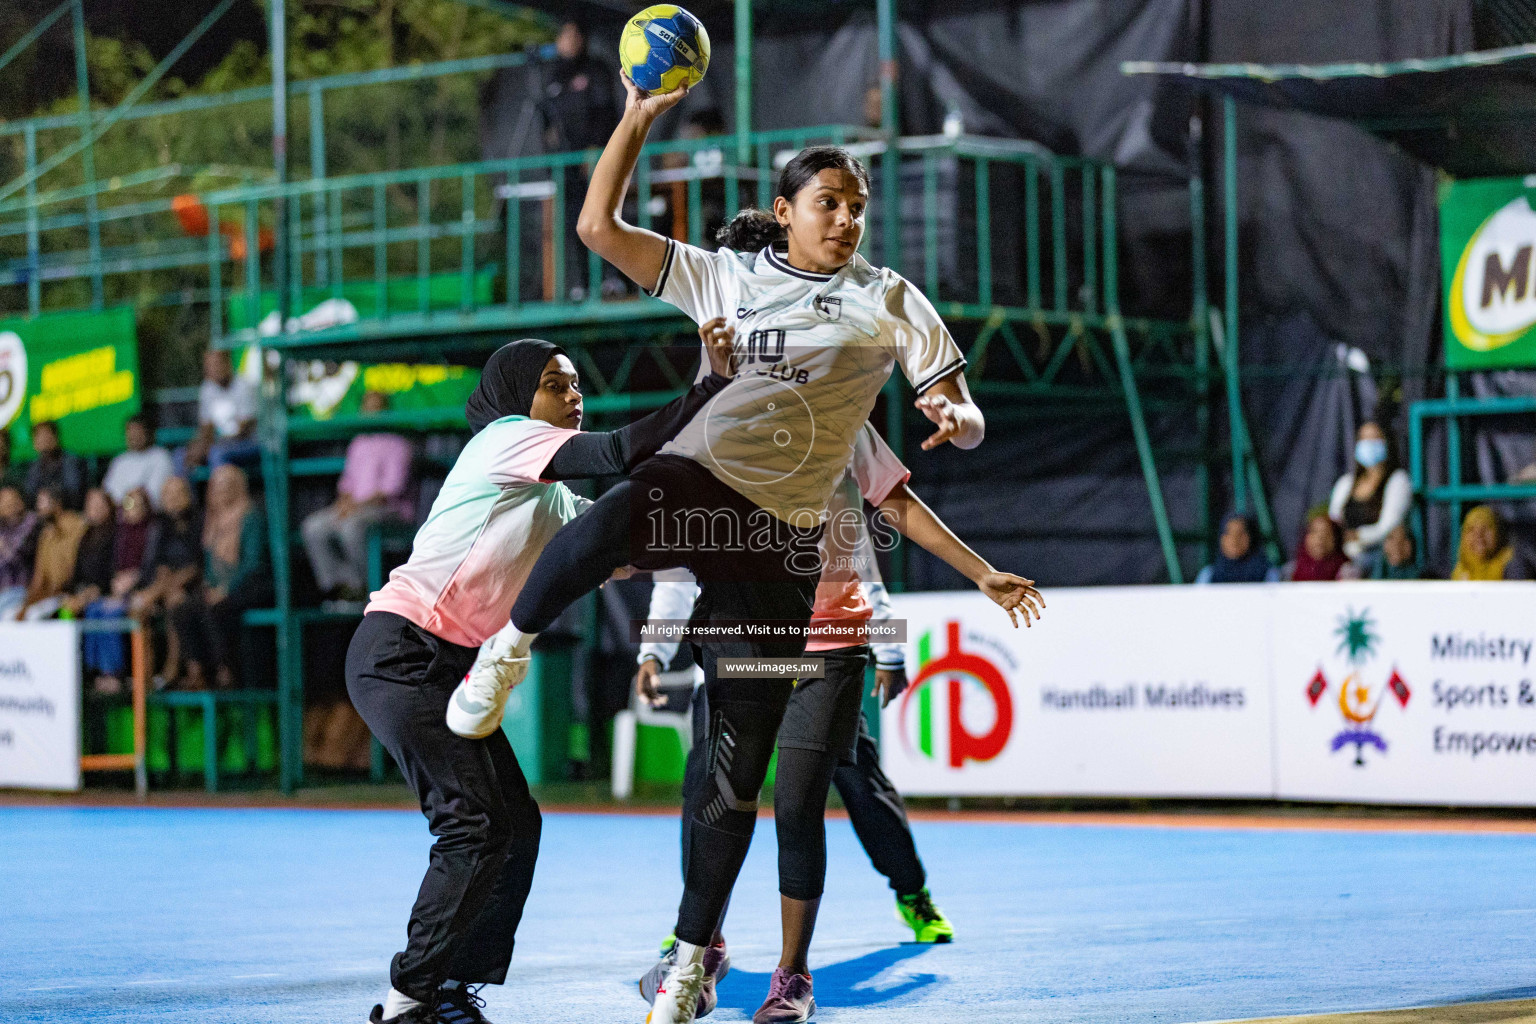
xmin=1289 ymin=511 xmax=1347 ymax=582
xmin=113 ymin=488 xmax=156 ymax=589
xmin=1451 ymin=505 xmax=1515 ymax=581
xmin=300 ymin=390 xmax=412 ymax=602
xmin=183 ymin=349 xmax=259 ymax=472
xmin=61 ymin=488 xmax=117 ymax=614
xmin=24 ymin=420 xmax=85 ymax=509
xmin=1195 ymin=513 xmax=1278 ymax=583
xmin=1370 ymin=523 xmax=1424 ymax=580
xmin=0 ymin=483 xmax=38 ymax=619
xmin=102 ymin=414 xmax=175 ymax=510
xmin=170 ymin=464 xmax=271 ymax=689
xmin=131 ymin=476 xmax=203 ymax=683
xmin=19 ymin=485 xmax=86 ymax=620
xmin=73 ymin=487 xmax=155 ymax=694
xmin=1328 ymin=420 xmax=1412 ymax=574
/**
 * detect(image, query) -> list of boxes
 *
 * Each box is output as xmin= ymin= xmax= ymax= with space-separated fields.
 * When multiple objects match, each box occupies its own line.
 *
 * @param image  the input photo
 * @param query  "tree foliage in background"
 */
xmin=0 ymin=0 xmax=550 ymax=387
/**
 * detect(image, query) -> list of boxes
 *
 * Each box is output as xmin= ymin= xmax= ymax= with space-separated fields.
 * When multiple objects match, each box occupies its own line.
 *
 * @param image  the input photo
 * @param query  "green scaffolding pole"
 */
xmin=0 ymin=0 xmax=70 ymax=77
xmin=271 ymin=0 xmax=290 ymax=327
xmin=1217 ymin=97 xmax=1280 ymax=561
xmin=877 ymin=0 xmax=900 ymax=272
xmin=1185 ymin=112 xmax=1210 ymax=568
xmin=735 ymin=0 xmax=752 ymax=165
xmin=1222 ymin=96 xmax=1245 ymax=513
xmin=309 ymin=83 xmax=327 ymax=284
xmin=1 ymin=0 xmax=240 ymax=204
xmin=71 ymin=0 xmax=102 ymax=309
xmin=24 ymin=124 xmax=40 ymax=315
xmin=1104 ymin=164 xmax=1183 ymax=583
xmin=260 ymin=369 xmax=300 ymax=792
xmin=1188 ymin=111 xmax=1213 ymax=566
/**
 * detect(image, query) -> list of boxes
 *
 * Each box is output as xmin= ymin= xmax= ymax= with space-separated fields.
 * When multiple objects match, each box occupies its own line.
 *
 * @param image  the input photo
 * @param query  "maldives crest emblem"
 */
xmin=1305 ymin=607 xmax=1411 ymax=767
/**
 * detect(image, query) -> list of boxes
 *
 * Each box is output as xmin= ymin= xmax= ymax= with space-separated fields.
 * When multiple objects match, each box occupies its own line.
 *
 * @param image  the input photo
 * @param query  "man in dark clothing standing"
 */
xmin=539 ymin=19 xmax=622 ymax=301
xmin=25 ymin=420 xmax=86 ymax=509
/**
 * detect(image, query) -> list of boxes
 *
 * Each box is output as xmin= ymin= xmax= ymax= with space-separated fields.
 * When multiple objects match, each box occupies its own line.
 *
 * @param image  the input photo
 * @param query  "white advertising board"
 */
xmin=0 ymin=621 xmax=80 ymax=791
xmin=880 ymin=588 xmax=1274 ymax=798
xmin=1272 ymin=582 xmax=1536 ymax=805
xmin=883 ymin=582 xmax=1536 ymax=805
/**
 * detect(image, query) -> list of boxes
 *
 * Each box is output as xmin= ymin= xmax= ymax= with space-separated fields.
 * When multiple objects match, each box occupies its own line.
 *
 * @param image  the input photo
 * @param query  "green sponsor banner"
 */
xmin=0 ymin=306 xmax=140 ymax=457
xmin=1441 ymin=176 xmax=1536 ymax=369
xmin=287 ymin=359 xmax=477 ymax=423
xmin=226 ymin=273 xmax=489 ymax=423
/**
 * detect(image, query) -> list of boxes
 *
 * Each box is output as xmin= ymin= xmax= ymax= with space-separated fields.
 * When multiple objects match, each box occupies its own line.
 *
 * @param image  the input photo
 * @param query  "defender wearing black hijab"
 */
xmin=347 ymin=336 xmax=733 ymax=1024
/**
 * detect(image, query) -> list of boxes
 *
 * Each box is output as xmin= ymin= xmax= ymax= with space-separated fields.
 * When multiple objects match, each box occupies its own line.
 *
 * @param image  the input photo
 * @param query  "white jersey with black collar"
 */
xmin=650 ymin=239 xmax=966 ymax=526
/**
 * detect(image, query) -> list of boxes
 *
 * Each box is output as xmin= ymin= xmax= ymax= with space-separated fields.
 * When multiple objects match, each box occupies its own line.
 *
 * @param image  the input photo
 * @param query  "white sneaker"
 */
xmin=646 ymin=956 xmax=707 ymax=1024
xmin=446 ymin=652 xmax=529 ymax=739
xmin=640 ymin=941 xmax=727 ymax=1017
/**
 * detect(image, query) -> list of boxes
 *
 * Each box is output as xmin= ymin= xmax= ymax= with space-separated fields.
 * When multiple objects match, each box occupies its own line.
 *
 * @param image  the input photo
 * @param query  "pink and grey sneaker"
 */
xmin=641 ymin=941 xmax=730 ymax=1018
xmin=752 ymin=968 xmax=815 ymax=1023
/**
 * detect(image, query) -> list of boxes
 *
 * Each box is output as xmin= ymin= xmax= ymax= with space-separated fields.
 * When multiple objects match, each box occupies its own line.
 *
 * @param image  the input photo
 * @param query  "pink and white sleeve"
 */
xmin=483 ymin=420 xmax=582 ymax=486
xmin=849 ymin=423 xmax=911 ymax=507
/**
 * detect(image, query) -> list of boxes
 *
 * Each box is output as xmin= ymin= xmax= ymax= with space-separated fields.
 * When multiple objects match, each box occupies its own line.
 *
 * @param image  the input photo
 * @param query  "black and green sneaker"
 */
xmin=896 ymin=888 xmax=955 ymax=943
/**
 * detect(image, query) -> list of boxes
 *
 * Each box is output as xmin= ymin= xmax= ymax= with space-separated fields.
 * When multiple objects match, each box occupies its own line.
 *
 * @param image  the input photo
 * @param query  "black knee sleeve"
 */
xmin=674 ymin=699 xmax=782 ymax=944
xmin=695 ymin=700 xmax=779 ymax=829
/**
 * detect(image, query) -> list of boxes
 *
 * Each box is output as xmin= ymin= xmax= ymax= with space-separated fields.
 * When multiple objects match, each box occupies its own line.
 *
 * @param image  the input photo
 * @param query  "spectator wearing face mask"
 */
xmin=1328 ymin=420 xmax=1412 ymax=574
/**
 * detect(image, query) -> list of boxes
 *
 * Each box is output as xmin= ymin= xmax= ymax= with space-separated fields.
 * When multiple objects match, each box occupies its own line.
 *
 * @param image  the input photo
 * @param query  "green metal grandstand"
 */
xmin=1127 ymin=44 xmax=1536 ymax=564
xmin=3 ymin=0 xmax=1246 ymax=791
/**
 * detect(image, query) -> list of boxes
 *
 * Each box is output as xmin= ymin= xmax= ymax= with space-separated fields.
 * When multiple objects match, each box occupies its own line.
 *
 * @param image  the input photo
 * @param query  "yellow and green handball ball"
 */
xmin=620 ymin=4 xmax=711 ymax=95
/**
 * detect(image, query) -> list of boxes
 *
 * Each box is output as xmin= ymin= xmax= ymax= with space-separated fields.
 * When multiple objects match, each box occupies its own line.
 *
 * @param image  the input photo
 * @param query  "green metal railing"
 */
xmin=0 ymin=49 xmax=537 ymax=314
xmin=1409 ymin=384 xmax=1536 ymax=556
xmin=7 ymin=111 xmax=1228 ymax=786
xmin=6 ymin=121 xmax=1205 ymax=577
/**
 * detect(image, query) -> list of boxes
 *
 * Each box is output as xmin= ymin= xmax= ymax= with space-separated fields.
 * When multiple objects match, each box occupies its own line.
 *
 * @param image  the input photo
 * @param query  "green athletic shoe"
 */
xmin=659 ymin=931 xmax=678 ymax=956
xmin=896 ymin=888 xmax=955 ymax=943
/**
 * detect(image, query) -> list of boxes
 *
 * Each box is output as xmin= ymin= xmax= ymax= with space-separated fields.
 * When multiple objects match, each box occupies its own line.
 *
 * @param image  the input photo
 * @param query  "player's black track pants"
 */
xmin=345 ymin=611 xmax=542 ymax=1003
xmin=510 ymin=454 xmax=822 ymax=944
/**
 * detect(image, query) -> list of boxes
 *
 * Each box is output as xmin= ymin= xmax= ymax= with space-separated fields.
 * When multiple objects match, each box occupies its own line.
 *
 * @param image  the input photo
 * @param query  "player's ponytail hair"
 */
xmin=715 ymin=208 xmax=783 ymax=251
xmin=714 ymin=146 xmax=870 ymax=253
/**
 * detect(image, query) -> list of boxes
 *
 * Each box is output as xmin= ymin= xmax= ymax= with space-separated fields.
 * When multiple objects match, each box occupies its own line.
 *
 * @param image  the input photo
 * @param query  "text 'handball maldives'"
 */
xmin=620 ymin=5 xmax=710 ymax=95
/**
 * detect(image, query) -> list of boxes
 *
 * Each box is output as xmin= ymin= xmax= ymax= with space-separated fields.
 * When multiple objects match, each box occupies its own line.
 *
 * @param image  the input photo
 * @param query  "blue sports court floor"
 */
xmin=3 ymin=806 xmax=1533 ymax=1023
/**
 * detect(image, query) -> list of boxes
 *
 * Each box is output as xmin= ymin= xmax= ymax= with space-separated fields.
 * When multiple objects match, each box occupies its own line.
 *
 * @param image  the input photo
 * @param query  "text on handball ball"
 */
xmin=620 ymin=5 xmax=711 ymax=95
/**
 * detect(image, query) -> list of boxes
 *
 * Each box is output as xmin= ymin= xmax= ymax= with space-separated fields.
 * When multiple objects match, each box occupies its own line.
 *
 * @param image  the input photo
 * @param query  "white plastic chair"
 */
xmin=611 ymin=666 xmax=701 ymax=799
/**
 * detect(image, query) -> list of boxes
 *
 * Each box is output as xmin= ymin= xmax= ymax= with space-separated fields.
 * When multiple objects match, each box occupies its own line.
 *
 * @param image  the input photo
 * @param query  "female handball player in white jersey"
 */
xmin=631 ymin=231 xmax=1040 ymax=1023
xmin=448 ymin=76 xmax=1037 ymax=1024
xmin=345 ymin=332 xmax=732 ymax=1024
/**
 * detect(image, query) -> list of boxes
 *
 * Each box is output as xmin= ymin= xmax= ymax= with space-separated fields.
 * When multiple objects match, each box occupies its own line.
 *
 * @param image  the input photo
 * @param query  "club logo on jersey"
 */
xmin=1305 ymin=607 xmax=1411 ymax=766
xmin=813 ymin=295 xmax=842 ymax=322
xmin=899 ymin=620 xmax=1014 ymax=768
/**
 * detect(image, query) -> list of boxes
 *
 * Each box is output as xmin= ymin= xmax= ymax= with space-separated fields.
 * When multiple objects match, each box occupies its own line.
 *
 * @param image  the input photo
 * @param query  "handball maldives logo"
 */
xmin=1305 ymin=607 xmax=1411 ymax=767
xmin=898 ymin=620 xmax=1013 ymax=768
